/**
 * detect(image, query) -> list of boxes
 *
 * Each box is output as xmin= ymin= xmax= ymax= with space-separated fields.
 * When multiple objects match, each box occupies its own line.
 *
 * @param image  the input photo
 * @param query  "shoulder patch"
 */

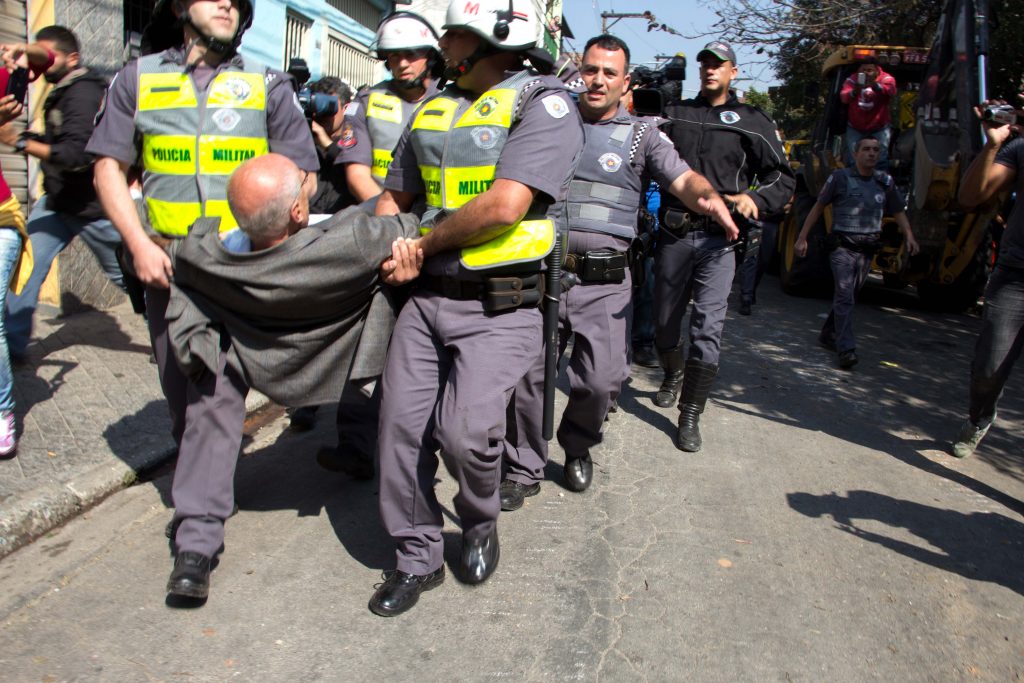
xmin=338 ymin=123 xmax=356 ymax=148
xmin=541 ymin=94 xmax=570 ymax=119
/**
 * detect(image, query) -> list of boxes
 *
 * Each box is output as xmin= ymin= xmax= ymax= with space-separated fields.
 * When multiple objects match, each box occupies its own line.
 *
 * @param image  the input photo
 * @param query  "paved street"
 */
xmin=0 ymin=278 xmax=1021 ymax=681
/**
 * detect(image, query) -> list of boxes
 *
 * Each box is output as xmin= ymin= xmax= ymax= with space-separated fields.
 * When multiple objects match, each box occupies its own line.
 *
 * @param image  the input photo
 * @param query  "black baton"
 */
xmin=542 ymin=231 xmax=565 ymax=440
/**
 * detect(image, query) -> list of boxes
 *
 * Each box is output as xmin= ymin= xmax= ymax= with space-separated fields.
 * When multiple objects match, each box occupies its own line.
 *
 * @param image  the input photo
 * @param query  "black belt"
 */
xmin=661 ymin=208 xmax=724 ymax=237
xmin=563 ymin=250 xmax=628 ymax=283
xmin=420 ymin=274 xmax=485 ymax=300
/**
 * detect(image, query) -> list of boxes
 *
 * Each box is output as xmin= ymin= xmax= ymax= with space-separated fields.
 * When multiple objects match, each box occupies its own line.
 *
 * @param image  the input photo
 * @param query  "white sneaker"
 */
xmin=951 ymin=414 xmax=995 ymax=459
xmin=0 ymin=411 xmax=16 ymax=457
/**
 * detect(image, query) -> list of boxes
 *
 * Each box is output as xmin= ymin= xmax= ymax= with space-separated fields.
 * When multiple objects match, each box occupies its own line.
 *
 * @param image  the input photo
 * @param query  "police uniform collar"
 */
xmin=695 ymin=89 xmax=740 ymax=107
xmin=588 ymin=104 xmax=632 ymax=125
xmin=159 ymin=46 xmax=245 ymax=70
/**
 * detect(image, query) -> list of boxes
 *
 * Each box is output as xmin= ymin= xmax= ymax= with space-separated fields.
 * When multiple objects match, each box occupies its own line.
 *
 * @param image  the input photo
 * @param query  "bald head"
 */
xmin=227 ymin=153 xmax=308 ymax=249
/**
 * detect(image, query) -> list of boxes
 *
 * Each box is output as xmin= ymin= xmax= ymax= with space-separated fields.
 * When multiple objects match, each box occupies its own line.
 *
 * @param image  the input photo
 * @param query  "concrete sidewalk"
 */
xmin=0 ymin=301 xmax=267 ymax=558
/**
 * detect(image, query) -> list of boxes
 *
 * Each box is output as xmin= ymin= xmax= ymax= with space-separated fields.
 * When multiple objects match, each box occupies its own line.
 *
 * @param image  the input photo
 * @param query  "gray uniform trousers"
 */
xmin=820 ymin=232 xmax=877 ymax=353
xmin=147 ymin=285 xmax=248 ymax=558
xmin=738 ymin=221 xmax=778 ymax=302
xmin=377 ymin=289 xmax=543 ymax=576
xmin=969 ymin=265 xmax=1024 ymax=424
xmin=654 ymin=228 xmax=736 ymax=364
xmin=505 ymin=231 xmax=633 ymax=485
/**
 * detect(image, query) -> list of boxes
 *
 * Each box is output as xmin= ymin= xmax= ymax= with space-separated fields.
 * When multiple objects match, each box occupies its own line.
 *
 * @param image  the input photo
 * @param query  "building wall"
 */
xmin=55 ymin=0 xmax=123 ymax=78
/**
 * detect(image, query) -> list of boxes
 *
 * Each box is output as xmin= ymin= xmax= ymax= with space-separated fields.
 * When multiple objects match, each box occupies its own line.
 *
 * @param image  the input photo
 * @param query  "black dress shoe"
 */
xmin=167 ymin=552 xmax=211 ymax=599
xmin=368 ymin=567 xmax=445 ymax=617
xmin=288 ymin=406 xmax=318 ymax=431
xmin=738 ymin=298 xmax=752 ymax=316
xmin=460 ymin=528 xmax=499 ymax=585
xmin=564 ymin=454 xmax=593 ymax=492
xmin=499 ymin=479 xmax=540 ymax=511
xmin=316 ymin=445 xmax=374 ymax=480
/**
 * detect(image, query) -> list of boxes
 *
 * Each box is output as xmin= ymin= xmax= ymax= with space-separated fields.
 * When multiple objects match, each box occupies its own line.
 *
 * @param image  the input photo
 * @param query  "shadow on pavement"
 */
xmin=788 ymin=490 xmax=1024 ymax=596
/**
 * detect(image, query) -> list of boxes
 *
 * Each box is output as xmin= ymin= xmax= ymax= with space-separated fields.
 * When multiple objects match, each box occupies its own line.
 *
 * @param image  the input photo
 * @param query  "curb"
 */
xmin=0 ymin=391 xmax=271 ymax=560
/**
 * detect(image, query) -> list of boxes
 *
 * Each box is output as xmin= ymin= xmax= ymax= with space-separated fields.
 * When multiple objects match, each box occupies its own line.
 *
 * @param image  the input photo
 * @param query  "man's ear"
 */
xmin=67 ymin=51 xmax=81 ymax=69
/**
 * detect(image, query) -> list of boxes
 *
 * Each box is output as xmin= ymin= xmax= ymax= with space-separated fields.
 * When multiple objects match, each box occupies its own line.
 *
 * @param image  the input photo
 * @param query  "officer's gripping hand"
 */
xmin=794 ymin=237 xmax=808 ymax=258
xmin=700 ymin=195 xmax=741 ymax=241
xmin=381 ymin=237 xmax=424 ymax=285
xmin=0 ymin=94 xmax=23 ymax=126
xmin=133 ymin=238 xmax=174 ymax=289
xmin=724 ymin=193 xmax=759 ymax=221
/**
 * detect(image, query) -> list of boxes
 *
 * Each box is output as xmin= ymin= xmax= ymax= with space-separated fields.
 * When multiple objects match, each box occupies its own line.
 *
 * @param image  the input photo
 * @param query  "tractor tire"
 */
xmin=916 ymin=240 xmax=991 ymax=312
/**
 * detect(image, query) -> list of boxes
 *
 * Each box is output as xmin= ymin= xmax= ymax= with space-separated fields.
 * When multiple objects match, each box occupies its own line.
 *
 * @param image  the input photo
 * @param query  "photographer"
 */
xmin=305 ymin=76 xmax=356 ymax=214
xmin=951 ymin=95 xmax=1023 ymax=458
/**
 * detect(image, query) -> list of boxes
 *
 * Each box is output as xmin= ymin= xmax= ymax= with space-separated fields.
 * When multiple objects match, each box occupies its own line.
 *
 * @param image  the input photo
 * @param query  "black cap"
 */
xmin=697 ymin=40 xmax=737 ymax=65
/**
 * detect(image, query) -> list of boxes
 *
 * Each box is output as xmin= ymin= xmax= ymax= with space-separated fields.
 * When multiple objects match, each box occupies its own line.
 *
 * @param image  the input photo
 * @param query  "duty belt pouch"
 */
xmin=582 ymin=250 xmax=627 ymax=283
xmin=484 ymin=274 xmax=542 ymax=312
xmin=663 ymin=208 xmax=691 ymax=236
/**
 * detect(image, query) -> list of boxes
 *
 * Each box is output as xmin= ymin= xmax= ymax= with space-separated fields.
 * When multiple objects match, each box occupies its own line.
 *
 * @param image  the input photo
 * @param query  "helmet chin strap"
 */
xmin=443 ymin=43 xmax=494 ymax=82
xmin=182 ymin=15 xmax=235 ymax=56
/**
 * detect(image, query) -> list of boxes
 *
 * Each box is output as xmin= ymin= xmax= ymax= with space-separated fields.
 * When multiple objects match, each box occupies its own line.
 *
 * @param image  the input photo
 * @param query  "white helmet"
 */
xmin=374 ymin=12 xmax=440 ymax=58
xmin=443 ymin=0 xmax=540 ymax=52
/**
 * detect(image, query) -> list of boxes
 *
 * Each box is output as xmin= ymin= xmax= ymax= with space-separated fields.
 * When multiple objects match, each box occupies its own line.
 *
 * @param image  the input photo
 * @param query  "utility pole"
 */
xmin=600 ymin=11 xmax=652 ymax=33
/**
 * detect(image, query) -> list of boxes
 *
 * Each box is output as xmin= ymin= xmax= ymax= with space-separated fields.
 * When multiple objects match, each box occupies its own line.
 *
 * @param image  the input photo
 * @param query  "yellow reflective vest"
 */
xmin=365 ymin=90 xmax=406 ymax=183
xmin=409 ymin=70 xmax=557 ymax=271
xmin=135 ymin=54 xmax=270 ymax=236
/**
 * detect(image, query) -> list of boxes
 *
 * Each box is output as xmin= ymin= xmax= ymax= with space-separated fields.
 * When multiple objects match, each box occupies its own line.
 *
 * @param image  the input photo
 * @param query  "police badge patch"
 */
xmin=339 ymin=123 xmax=356 ymax=148
xmin=471 ymin=127 xmax=499 ymax=150
xmin=474 ymin=96 xmax=499 ymax=118
xmin=222 ymin=77 xmax=253 ymax=101
xmin=599 ymin=152 xmax=622 ymax=172
xmin=212 ymin=108 xmax=241 ymax=132
xmin=719 ymin=111 xmax=741 ymax=124
xmin=542 ymin=94 xmax=569 ymax=119
xmin=874 ymin=193 xmax=885 ymax=205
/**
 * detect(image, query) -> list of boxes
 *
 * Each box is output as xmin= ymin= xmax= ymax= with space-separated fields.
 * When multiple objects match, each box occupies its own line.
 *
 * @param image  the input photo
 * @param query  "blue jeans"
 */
xmin=969 ymin=265 xmax=1024 ymax=424
xmin=846 ymin=125 xmax=891 ymax=171
xmin=0 ymin=228 xmax=23 ymax=412
xmin=5 ymin=199 xmax=124 ymax=357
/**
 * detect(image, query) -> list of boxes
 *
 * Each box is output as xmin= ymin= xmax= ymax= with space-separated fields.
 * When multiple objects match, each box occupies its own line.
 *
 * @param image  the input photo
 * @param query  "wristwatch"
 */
xmin=13 ymin=134 xmax=27 ymax=153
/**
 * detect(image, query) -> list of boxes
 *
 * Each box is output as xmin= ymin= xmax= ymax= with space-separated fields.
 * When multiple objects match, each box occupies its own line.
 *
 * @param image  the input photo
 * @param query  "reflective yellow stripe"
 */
xmin=203 ymin=200 xmax=240 ymax=231
xmin=367 ymin=92 xmax=404 ymax=124
xmin=146 ymin=198 xmax=238 ymax=236
xmin=420 ymin=166 xmax=442 ymax=207
xmin=138 ymin=73 xmax=197 ymax=111
xmin=146 ymin=198 xmax=202 ymax=236
xmin=206 ymin=73 xmax=266 ymax=111
xmin=443 ymin=166 xmax=496 ymax=209
xmin=411 ymin=98 xmax=458 ymax=131
xmin=460 ymin=220 xmax=555 ymax=269
xmin=143 ymin=135 xmax=196 ymax=175
xmin=198 ymin=136 xmax=269 ymax=175
xmin=143 ymin=136 xmax=268 ymax=176
xmin=455 ymin=88 xmax=515 ymax=128
xmin=371 ymin=149 xmax=393 ymax=179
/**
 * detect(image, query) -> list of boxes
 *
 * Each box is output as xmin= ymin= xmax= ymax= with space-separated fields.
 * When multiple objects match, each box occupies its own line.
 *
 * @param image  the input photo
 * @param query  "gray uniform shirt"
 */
xmin=995 ymin=137 xmax=1024 ymax=269
xmin=385 ymin=72 xmax=584 ymax=277
xmin=817 ymin=166 xmax=904 ymax=234
xmin=86 ymin=48 xmax=318 ymax=172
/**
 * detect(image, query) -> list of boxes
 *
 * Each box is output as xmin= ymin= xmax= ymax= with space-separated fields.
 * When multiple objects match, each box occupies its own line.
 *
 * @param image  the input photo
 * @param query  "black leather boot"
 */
xmin=654 ymin=347 xmax=685 ymax=408
xmin=675 ymin=359 xmax=718 ymax=452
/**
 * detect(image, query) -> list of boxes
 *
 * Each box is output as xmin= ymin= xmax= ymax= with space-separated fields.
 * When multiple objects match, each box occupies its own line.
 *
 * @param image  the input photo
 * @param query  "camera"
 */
xmin=631 ymin=54 xmax=686 ymax=117
xmin=982 ymin=104 xmax=1017 ymax=126
xmin=297 ymin=89 xmax=339 ymax=120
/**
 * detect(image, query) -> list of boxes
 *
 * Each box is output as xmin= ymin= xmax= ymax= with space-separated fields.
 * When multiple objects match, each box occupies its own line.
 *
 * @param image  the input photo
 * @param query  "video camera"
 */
xmin=285 ymin=58 xmax=340 ymax=121
xmin=982 ymin=104 xmax=1017 ymax=126
xmin=631 ymin=54 xmax=686 ymax=117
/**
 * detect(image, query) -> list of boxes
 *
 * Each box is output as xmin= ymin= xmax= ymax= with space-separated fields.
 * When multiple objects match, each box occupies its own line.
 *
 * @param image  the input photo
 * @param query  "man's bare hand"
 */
xmin=380 ymin=237 xmax=423 ymax=285
xmin=131 ymin=238 xmax=174 ymax=289
xmin=904 ymin=234 xmax=920 ymax=256
xmin=310 ymin=120 xmax=333 ymax=149
xmin=698 ymin=195 xmax=740 ymax=241
xmin=975 ymin=98 xmax=1023 ymax=148
xmin=0 ymin=94 xmax=23 ymax=126
xmin=723 ymin=193 xmax=759 ymax=221
xmin=794 ymin=237 xmax=808 ymax=258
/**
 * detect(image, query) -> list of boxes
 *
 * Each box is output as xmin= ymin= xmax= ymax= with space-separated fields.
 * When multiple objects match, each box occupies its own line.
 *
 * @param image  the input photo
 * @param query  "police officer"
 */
xmin=335 ymin=11 xmax=441 ymax=202
xmin=655 ymin=40 xmax=795 ymax=452
xmin=794 ymin=136 xmax=918 ymax=369
xmin=87 ymin=0 xmax=318 ymax=602
xmin=368 ymin=0 xmax=584 ymax=617
xmin=501 ymin=34 xmax=736 ymax=504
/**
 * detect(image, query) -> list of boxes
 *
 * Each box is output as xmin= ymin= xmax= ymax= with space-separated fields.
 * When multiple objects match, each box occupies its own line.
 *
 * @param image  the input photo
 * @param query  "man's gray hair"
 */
xmin=233 ymin=170 xmax=302 ymax=244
